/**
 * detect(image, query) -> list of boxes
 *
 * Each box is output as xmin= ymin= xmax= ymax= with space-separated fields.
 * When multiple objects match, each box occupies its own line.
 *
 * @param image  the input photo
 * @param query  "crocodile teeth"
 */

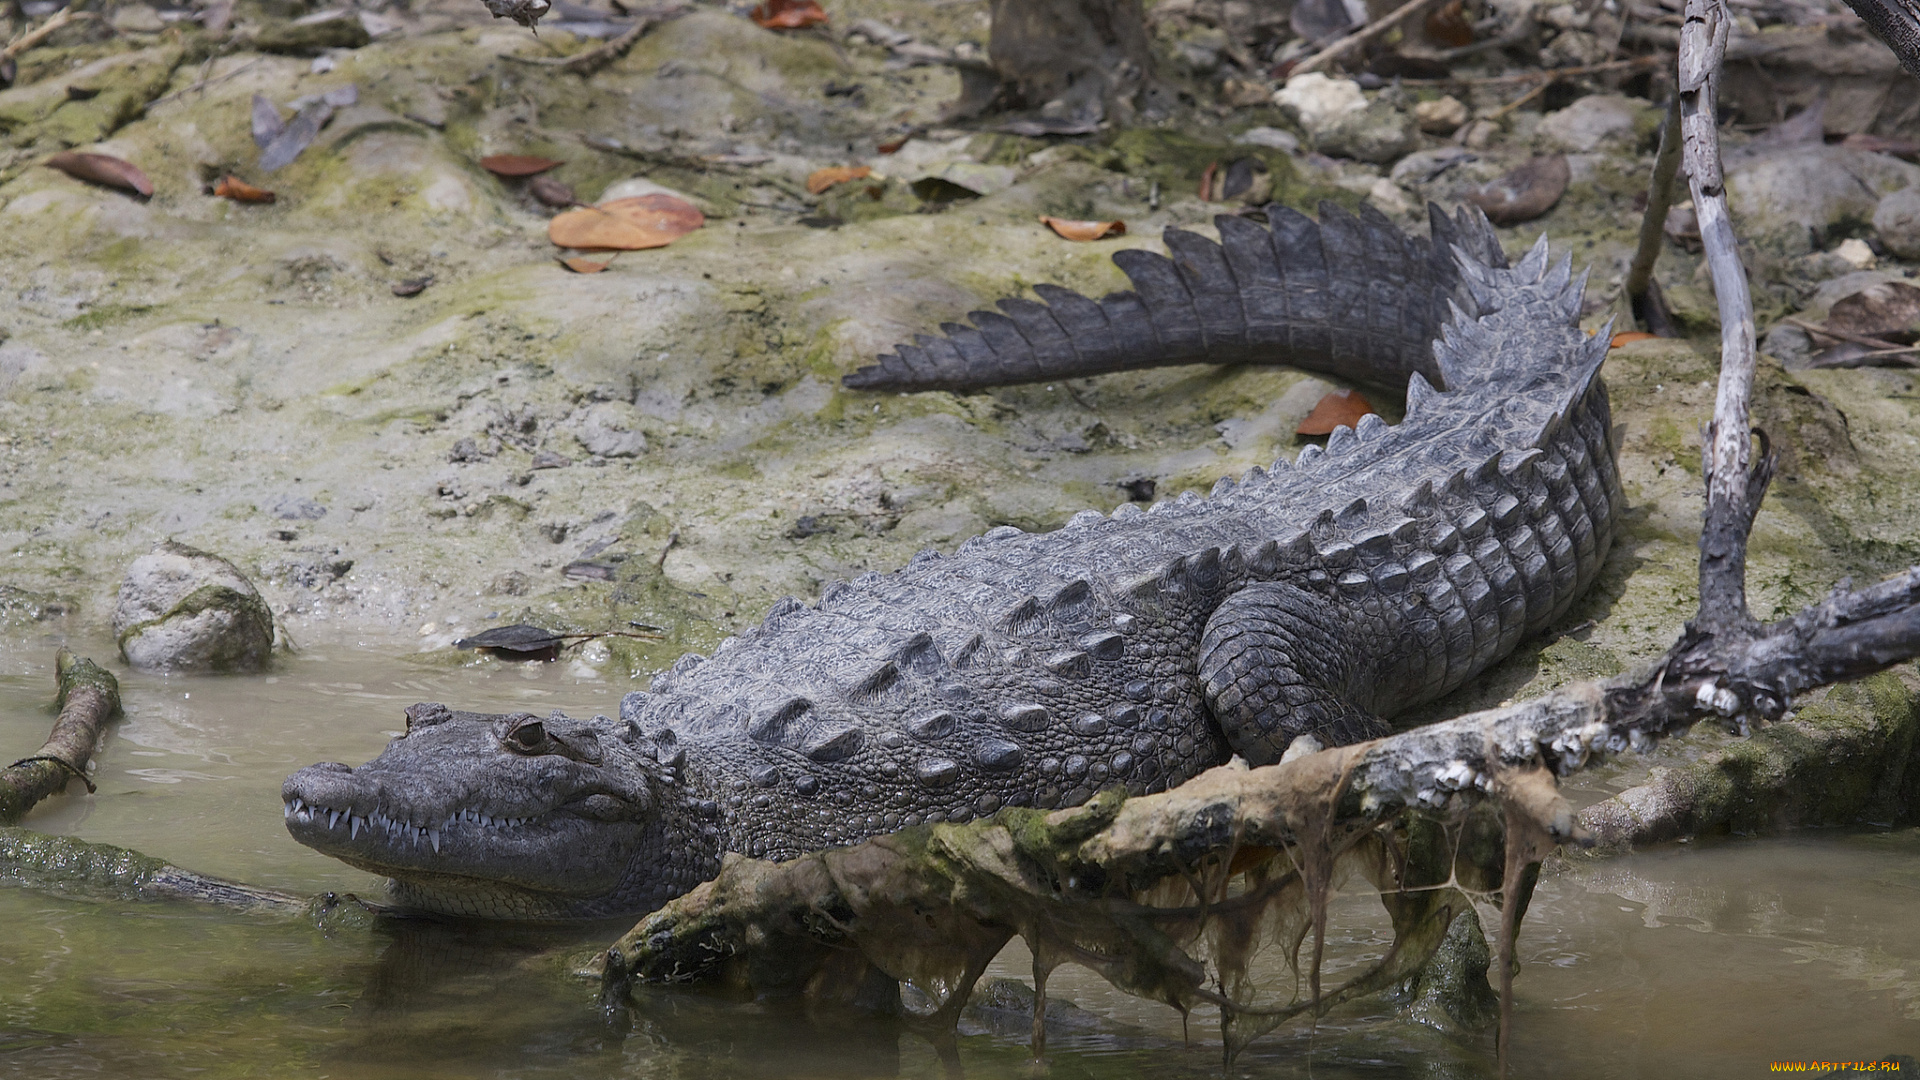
xmin=351 ymin=816 xmax=363 ymax=839
xmin=328 ymin=810 xmax=341 ymax=830
xmin=430 ymin=829 xmax=441 ymax=854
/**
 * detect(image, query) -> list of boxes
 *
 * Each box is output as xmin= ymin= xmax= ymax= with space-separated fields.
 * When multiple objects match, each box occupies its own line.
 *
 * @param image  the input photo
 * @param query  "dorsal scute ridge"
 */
xmin=1405 ymin=372 xmax=1441 ymax=417
xmin=1516 ymin=234 xmax=1552 ymax=279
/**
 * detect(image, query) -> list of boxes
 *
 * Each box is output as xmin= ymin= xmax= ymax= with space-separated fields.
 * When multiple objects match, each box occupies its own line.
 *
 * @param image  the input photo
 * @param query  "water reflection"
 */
xmin=0 ymin=640 xmax=1916 ymax=1078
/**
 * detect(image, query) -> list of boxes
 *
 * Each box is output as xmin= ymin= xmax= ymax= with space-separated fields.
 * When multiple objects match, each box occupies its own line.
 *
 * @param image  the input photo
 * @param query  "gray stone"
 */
xmin=113 ymin=542 xmax=276 ymax=672
xmin=1762 ymin=322 xmax=1813 ymax=368
xmin=1873 ymin=186 xmax=1920 ymax=260
xmin=1312 ymin=99 xmax=1420 ymax=163
xmin=1232 ymin=126 xmax=1301 ymax=153
xmin=1537 ymin=93 xmax=1648 ymax=152
xmin=1728 ymin=145 xmax=1920 ymax=256
xmin=575 ymin=402 xmax=648 ymax=459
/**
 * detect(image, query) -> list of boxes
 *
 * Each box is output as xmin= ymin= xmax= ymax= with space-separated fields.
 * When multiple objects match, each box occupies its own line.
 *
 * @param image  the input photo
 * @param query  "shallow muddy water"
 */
xmin=1 ymin=638 xmax=1915 ymax=1079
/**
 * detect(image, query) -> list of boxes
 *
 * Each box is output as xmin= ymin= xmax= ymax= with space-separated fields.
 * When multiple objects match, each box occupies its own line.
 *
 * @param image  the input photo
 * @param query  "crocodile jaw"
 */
xmin=282 ymin=706 xmax=660 ymax=916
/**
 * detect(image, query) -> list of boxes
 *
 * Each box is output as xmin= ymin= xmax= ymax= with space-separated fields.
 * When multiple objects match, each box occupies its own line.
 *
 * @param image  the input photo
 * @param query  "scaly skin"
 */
xmin=284 ymin=203 xmax=1622 ymax=920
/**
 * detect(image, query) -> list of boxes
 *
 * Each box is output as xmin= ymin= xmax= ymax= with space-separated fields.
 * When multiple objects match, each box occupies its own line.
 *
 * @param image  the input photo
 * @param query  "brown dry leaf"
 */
xmin=877 ymin=134 xmax=912 ymax=154
xmin=392 ymin=276 xmax=433 ymax=297
xmin=1040 ymin=215 xmax=1126 ymax=241
xmin=1424 ymin=0 xmax=1475 ymax=47
xmin=1297 ymin=388 xmax=1377 ymax=436
xmin=1826 ymin=281 xmax=1920 ymax=342
xmin=480 ymin=154 xmax=563 ymax=178
xmin=45 ymin=151 xmax=152 ymax=197
xmin=806 ymin=164 xmax=871 ymax=194
xmin=750 ymin=0 xmax=827 ymax=28
xmin=213 ymin=175 xmax=277 ymax=204
xmin=1610 ymin=331 xmax=1658 ymax=348
xmin=549 ymin=194 xmax=704 ymax=251
xmin=1198 ymin=160 xmax=1219 ymax=202
xmin=560 ymin=256 xmax=613 ymax=273
xmin=1463 ymin=155 xmax=1568 ymax=226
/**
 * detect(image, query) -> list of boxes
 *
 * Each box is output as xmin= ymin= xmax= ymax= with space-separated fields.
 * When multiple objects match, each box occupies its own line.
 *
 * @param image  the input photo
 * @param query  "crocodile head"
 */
xmin=283 ymin=703 xmax=718 ymax=920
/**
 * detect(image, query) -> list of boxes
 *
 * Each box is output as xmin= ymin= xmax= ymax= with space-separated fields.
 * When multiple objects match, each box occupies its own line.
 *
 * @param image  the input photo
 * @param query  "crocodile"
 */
xmin=283 ymin=203 xmax=1621 ymax=920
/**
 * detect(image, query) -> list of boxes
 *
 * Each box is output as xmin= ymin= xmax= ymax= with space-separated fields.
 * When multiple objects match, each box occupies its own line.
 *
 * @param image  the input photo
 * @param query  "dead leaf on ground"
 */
xmin=45 ymin=151 xmax=153 ymax=197
xmin=1424 ymin=0 xmax=1475 ymax=47
xmin=1198 ymin=160 xmax=1218 ymax=202
xmin=1610 ymin=331 xmax=1658 ymax=348
xmin=1826 ymin=281 xmax=1920 ymax=342
xmin=877 ymin=133 xmax=912 ymax=154
xmin=212 ymin=175 xmax=277 ymax=203
xmin=806 ymin=164 xmax=872 ymax=194
xmin=259 ymin=102 xmax=331 ymax=172
xmin=1040 ymin=215 xmax=1126 ymax=241
xmin=560 ymin=256 xmax=613 ymax=273
xmin=1297 ymin=388 xmax=1377 ymax=436
xmin=751 ymin=0 xmax=827 ymax=29
xmin=529 ymin=175 xmax=580 ymax=208
xmin=392 ymin=276 xmax=433 ymax=297
xmin=480 ymin=154 xmax=563 ymax=177
xmin=1463 ymin=154 xmax=1568 ymax=226
xmin=548 ymin=193 xmax=704 ymax=251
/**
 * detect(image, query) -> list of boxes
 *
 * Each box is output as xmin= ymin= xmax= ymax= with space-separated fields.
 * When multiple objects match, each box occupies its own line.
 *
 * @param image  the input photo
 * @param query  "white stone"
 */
xmin=1834 ymin=237 xmax=1877 ymax=270
xmin=1273 ymin=73 xmax=1367 ymax=133
xmin=1413 ymin=95 xmax=1468 ymax=135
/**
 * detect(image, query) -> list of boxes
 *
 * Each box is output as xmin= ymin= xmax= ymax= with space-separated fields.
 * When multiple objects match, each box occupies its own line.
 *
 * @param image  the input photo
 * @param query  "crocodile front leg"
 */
xmin=1197 ymin=582 xmax=1397 ymax=763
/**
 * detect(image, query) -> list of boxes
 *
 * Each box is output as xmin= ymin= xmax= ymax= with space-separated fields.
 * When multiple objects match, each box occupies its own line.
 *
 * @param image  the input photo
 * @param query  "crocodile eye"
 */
xmin=504 ymin=719 xmax=550 ymax=755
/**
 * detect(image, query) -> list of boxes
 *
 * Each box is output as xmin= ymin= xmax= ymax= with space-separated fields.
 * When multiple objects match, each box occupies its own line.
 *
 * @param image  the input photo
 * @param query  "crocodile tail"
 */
xmin=842 ymin=201 xmax=1510 ymax=394
xmin=1424 ymin=230 xmax=1600 ymax=399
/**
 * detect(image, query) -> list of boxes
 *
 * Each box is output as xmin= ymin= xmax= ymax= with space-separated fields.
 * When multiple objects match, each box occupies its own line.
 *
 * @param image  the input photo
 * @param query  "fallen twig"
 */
xmin=1781 ymin=314 xmax=1917 ymax=357
xmin=1625 ymin=95 xmax=1682 ymax=335
xmin=140 ymin=58 xmax=262 ymax=116
xmin=497 ymin=4 xmax=685 ymax=76
xmin=1291 ymin=0 xmax=1438 ymax=77
xmin=0 ymin=9 xmax=101 ymax=67
xmin=1404 ymin=55 xmax=1667 ymax=86
xmin=0 ymin=650 xmax=120 ymax=826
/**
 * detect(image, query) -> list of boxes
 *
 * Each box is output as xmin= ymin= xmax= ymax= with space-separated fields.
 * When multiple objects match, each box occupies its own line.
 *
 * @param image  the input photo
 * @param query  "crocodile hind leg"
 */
xmin=1197 ymin=582 xmax=1395 ymax=765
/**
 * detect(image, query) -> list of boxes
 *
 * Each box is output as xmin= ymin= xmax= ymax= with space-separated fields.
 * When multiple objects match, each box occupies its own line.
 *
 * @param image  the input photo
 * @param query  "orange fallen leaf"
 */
xmin=877 ymin=134 xmax=912 ymax=154
xmin=807 ymin=164 xmax=872 ymax=194
xmin=548 ymin=193 xmax=704 ymax=251
xmin=1040 ymin=215 xmax=1126 ymax=241
xmin=560 ymin=256 xmax=612 ymax=273
xmin=1296 ymin=388 xmax=1377 ymax=436
xmin=45 ymin=151 xmax=152 ymax=197
xmin=212 ymin=175 xmax=276 ymax=203
xmin=1198 ymin=159 xmax=1219 ymax=202
xmin=751 ymin=0 xmax=827 ymax=28
xmin=1610 ymin=331 xmax=1658 ymax=348
xmin=480 ymin=154 xmax=563 ymax=177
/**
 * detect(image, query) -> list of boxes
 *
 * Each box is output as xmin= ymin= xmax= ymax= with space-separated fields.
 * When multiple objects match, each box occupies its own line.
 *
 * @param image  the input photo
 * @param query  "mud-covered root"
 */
xmin=0 ymin=649 xmax=121 ymax=825
xmin=603 ymin=738 xmax=1590 ymax=1062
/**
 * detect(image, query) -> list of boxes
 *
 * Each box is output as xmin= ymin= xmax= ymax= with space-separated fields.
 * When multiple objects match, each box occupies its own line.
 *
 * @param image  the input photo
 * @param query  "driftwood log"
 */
xmin=0 ymin=649 xmax=121 ymax=825
xmin=598 ymin=0 xmax=1920 ymax=1064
